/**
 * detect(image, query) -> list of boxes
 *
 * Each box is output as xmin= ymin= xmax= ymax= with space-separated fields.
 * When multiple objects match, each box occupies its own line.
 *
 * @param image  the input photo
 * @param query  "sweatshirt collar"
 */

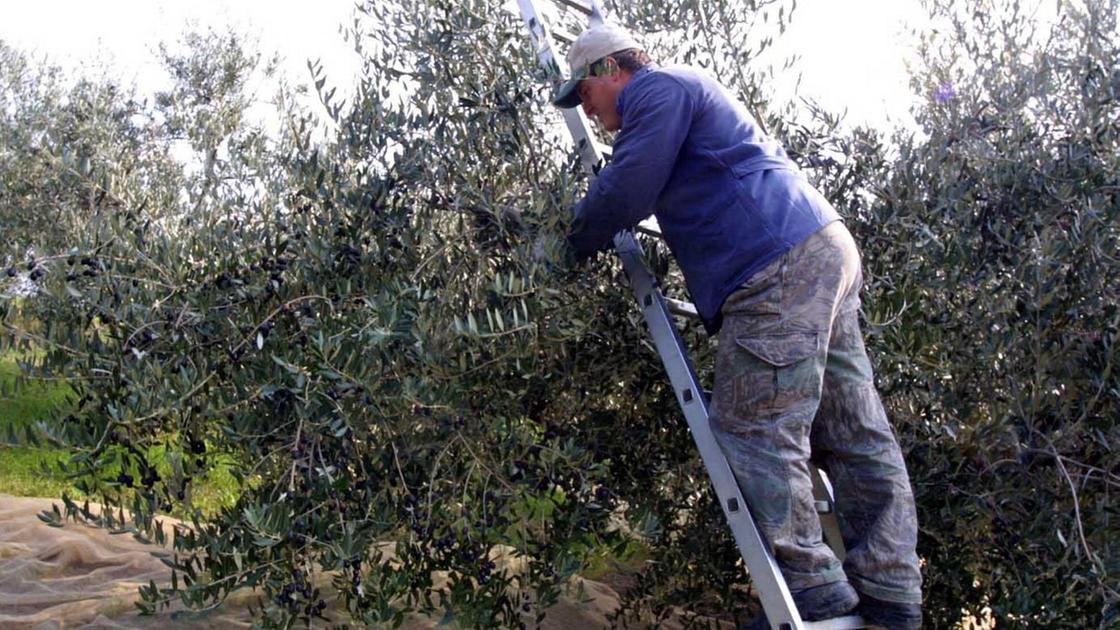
xmin=617 ymin=63 xmax=659 ymax=117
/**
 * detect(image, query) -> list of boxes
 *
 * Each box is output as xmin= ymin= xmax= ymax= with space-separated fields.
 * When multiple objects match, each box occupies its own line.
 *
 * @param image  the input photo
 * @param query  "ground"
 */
xmin=0 ymin=495 xmax=725 ymax=629
xmin=0 ymin=356 xmax=729 ymax=628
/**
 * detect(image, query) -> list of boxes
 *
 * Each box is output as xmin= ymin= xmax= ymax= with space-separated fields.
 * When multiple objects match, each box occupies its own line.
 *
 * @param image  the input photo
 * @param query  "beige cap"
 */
xmin=552 ymin=22 xmax=640 ymax=109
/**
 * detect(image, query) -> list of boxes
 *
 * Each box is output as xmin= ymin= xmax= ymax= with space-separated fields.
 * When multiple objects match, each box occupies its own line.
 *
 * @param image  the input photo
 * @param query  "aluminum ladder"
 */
xmin=515 ymin=1 xmax=873 ymax=628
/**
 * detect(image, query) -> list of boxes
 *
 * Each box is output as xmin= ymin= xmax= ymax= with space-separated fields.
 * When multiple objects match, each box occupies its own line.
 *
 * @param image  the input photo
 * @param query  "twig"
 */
xmin=1045 ymin=438 xmax=1104 ymax=577
xmin=289 ymin=417 xmax=305 ymax=493
xmin=454 ymin=432 xmax=515 ymax=493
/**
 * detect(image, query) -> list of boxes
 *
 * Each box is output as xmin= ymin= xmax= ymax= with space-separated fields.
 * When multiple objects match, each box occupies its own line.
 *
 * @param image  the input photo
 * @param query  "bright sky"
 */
xmin=0 ymin=0 xmax=927 ymax=130
xmin=765 ymin=0 xmax=926 ymax=129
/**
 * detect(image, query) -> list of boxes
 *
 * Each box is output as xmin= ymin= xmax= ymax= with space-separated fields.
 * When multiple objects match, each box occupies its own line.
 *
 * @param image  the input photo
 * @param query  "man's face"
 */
xmin=578 ymin=61 xmax=625 ymax=132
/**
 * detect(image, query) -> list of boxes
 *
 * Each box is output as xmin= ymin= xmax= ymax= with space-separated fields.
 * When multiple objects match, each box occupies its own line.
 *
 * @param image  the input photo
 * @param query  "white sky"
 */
xmin=764 ymin=0 xmax=926 ymax=129
xmin=0 ymin=0 xmax=927 ymax=130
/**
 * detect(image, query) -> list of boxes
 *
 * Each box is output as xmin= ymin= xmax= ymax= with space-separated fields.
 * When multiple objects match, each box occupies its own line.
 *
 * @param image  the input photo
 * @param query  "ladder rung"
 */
xmin=555 ymin=0 xmax=593 ymax=16
xmin=815 ymin=500 xmax=832 ymax=514
xmin=665 ymin=298 xmax=699 ymax=319
xmin=552 ymin=28 xmax=577 ymax=45
xmin=636 ymin=217 xmax=661 ymax=238
xmin=804 ymin=615 xmax=874 ymax=629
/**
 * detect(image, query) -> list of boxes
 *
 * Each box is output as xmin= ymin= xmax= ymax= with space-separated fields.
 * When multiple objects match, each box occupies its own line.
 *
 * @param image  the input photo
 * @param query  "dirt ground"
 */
xmin=0 ymin=495 xmax=733 ymax=629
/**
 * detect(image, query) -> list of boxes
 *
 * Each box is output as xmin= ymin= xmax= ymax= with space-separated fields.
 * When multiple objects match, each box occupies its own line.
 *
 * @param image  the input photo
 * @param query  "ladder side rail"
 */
xmin=555 ymin=0 xmax=593 ymax=16
xmin=529 ymin=0 xmax=845 ymax=546
xmin=612 ymin=233 xmax=810 ymax=630
xmin=514 ymin=2 xmax=837 ymax=627
xmin=518 ymin=0 xmax=604 ymax=169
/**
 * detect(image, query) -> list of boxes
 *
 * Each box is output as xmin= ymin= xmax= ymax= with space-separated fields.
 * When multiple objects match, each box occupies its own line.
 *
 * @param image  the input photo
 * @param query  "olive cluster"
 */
xmin=402 ymin=492 xmax=429 ymax=537
xmin=272 ymin=567 xmax=326 ymax=618
xmin=124 ymin=328 xmax=156 ymax=351
xmin=114 ymin=466 xmax=159 ymax=489
xmin=343 ymin=555 xmax=362 ymax=588
xmin=6 ymin=258 xmax=52 ymax=282
xmin=64 ymin=255 xmax=103 ymax=281
xmin=111 ymin=433 xmax=161 ymax=491
xmin=476 ymin=558 xmax=497 ymax=584
xmin=256 ymin=255 xmax=290 ymax=298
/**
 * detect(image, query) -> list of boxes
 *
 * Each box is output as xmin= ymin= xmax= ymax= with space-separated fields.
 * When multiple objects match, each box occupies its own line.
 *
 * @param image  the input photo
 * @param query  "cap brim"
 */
xmin=552 ymin=79 xmax=582 ymax=108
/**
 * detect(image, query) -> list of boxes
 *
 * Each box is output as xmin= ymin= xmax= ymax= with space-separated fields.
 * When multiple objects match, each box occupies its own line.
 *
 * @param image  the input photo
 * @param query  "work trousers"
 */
xmin=709 ymin=220 xmax=923 ymax=605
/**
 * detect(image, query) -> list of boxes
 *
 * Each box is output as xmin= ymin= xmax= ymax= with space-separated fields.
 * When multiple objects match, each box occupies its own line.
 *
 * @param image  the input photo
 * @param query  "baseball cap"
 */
xmin=552 ymin=22 xmax=641 ymax=109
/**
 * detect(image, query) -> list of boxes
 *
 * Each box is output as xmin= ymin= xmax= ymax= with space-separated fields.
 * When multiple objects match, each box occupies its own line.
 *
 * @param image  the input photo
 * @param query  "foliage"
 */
xmin=0 ymin=41 xmax=182 ymax=260
xmin=853 ymin=0 xmax=1120 ymax=626
xmin=0 ymin=0 xmax=1116 ymax=628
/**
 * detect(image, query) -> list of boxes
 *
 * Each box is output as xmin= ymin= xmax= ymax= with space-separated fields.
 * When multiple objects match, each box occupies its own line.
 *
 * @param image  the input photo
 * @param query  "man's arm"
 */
xmin=568 ymin=74 xmax=693 ymax=260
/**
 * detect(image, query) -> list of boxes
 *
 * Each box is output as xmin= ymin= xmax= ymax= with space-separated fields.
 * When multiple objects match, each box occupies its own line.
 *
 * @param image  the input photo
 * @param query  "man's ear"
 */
xmin=602 ymin=57 xmax=620 ymax=78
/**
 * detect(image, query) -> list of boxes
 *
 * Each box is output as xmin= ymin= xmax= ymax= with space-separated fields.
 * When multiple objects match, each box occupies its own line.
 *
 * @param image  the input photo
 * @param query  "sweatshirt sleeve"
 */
xmin=567 ymin=73 xmax=693 ymax=260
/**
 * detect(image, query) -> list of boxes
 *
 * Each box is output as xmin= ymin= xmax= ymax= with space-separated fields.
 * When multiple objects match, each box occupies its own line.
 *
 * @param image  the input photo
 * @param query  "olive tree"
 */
xmin=2 ymin=0 xmax=1117 ymax=628
xmin=0 ymin=41 xmax=182 ymax=261
xmin=851 ymin=0 xmax=1120 ymax=626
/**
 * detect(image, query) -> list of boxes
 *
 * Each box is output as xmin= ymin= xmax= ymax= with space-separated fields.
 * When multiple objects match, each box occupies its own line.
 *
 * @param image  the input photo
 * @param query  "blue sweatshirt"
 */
xmin=568 ymin=65 xmax=840 ymax=334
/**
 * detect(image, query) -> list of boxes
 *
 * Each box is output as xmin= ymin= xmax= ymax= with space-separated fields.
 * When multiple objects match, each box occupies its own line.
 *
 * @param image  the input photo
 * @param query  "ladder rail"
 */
xmin=515 ymin=2 xmax=863 ymax=628
xmin=613 ymin=231 xmax=810 ymax=629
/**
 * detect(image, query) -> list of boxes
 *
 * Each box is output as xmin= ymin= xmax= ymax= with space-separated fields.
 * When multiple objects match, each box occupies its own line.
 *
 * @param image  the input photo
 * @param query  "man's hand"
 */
xmin=530 ymin=232 xmax=580 ymax=273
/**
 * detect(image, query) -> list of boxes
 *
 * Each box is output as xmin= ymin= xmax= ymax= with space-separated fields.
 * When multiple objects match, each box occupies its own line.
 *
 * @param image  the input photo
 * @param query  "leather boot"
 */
xmin=739 ymin=581 xmax=860 ymax=629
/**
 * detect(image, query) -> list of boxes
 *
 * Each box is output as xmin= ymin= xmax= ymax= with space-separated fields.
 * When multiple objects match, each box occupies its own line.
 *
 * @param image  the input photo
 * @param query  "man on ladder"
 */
xmin=551 ymin=22 xmax=923 ymax=630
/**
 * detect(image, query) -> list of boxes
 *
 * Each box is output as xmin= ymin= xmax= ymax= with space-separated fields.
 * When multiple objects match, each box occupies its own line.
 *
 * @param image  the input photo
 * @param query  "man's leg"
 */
xmin=809 ymin=230 xmax=923 ymax=617
xmin=710 ymin=222 xmax=856 ymax=611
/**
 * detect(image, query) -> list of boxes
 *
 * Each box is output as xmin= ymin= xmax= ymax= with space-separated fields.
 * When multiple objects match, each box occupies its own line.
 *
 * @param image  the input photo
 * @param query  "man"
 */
xmin=552 ymin=23 xmax=923 ymax=630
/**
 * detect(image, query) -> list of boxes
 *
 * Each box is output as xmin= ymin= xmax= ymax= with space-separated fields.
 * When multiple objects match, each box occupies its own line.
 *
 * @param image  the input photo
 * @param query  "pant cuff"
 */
xmin=784 ymin=565 xmax=848 ymax=593
xmin=848 ymin=575 xmax=923 ymax=605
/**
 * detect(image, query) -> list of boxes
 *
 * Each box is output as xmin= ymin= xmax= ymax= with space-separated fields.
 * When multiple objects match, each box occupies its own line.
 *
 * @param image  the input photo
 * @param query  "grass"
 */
xmin=0 ymin=355 xmax=74 ymax=431
xmin=0 ymin=445 xmax=72 ymax=497
xmin=580 ymin=539 xmax=651 ymax=582
xmin=0 ymin=353 xmax=242 ymax=517
xmin=0 ymin=354 xmax=75 ymax=497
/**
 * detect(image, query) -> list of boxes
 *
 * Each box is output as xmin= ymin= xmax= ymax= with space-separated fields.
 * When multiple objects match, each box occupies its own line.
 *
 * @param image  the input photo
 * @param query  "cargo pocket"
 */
xmin=736 ymin=331 xmax=820 ymax=368
xmin=733 ymin=331 xmax=822 ymax=418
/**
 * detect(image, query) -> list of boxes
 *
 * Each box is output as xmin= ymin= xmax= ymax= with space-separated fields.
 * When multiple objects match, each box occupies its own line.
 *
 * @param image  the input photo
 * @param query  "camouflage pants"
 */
xmin=709 ymin=221 xmax=923 ymax=605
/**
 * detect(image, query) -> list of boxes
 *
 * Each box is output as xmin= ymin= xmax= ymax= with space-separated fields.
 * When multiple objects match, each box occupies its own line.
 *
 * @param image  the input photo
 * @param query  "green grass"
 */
xmin=0 ymin=445 xmax=72 ymax=497
xmin=0 ymin=354 xmax=242 ymax=517
xmin=0 ymin=354 xmax=75 ymax=497
xmin=580 ymin=539 xmax=651 ymax=582
xmin=0 ymin=355 xmax=74 ymax=432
